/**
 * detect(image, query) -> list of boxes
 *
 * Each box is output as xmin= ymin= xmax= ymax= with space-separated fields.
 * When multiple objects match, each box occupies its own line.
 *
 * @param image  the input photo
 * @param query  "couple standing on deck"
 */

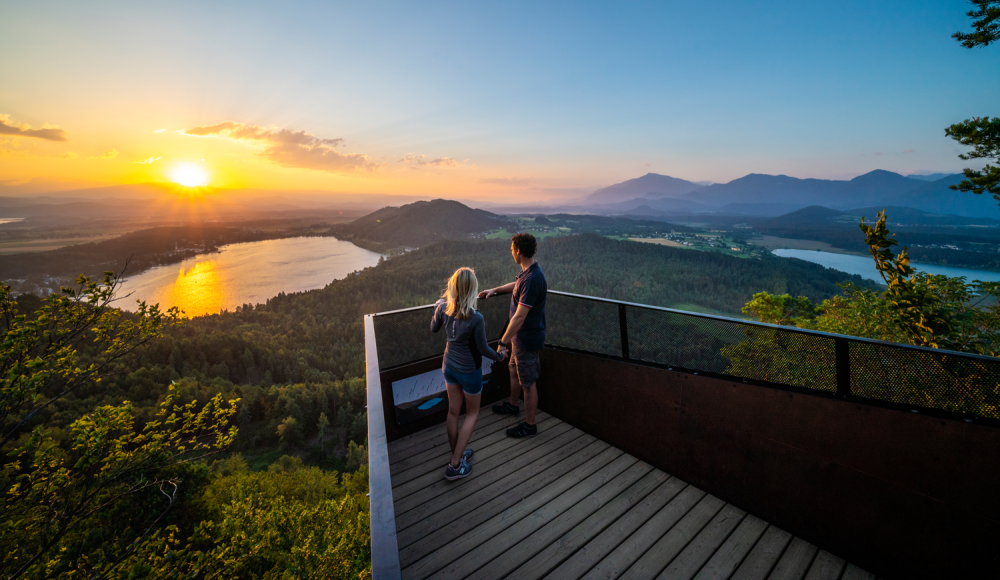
xmin=430 ymin=233 xmax=547 ymax=481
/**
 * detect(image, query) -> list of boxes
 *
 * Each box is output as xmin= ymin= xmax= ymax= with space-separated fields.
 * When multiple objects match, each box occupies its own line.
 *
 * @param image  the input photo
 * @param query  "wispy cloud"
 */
xmin=0 ymin=114 xmax=68 ymax=142
xmin=135 ymin=156 xmax=162 ymax=164
xmin=181 ymin=121 xmax=378 ymax=173
xmin=481 ymin=176 xmax=533 ymax=187
xmin=399 ymin=153 xmax=465 ymax=167
xmin=153 ymin=128 xmax=166 ymax=133
xmin=99 ymin=149 xmax=118 ymax=160
xmin=903 ymin=149 xmax=915 ymax=154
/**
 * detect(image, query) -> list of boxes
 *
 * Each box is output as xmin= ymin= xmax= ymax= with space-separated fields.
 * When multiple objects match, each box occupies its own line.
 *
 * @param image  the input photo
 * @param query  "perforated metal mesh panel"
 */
xmin=372 ymin=291 xmax=1000 ymax=419
xmin=373 ymin=296 xmax=510 ymax=370
xmin=545 ymin=293 xmax=623 ymax=357
xmin=849 ymin=342 xmax=1000 ymax=417
xmin=625 ymin=304 xmax=837 ymax=391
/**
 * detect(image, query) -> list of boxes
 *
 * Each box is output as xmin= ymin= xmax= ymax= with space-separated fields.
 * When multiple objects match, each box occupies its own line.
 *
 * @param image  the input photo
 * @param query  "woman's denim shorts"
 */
xmin=443 ymin=366 xmax=484 ymax=396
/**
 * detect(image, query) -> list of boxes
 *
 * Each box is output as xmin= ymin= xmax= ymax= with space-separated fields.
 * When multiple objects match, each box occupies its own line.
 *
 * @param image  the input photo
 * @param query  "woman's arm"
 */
xmin=473 ymin=315 xmax=502 ymax=361
xmin=430 ymin=300 xmax=445 ymax=333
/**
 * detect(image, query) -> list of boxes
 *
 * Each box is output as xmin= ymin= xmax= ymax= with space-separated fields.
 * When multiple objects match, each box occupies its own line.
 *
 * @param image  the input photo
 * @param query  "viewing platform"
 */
xmin=366 ymin=291 xmax=1000 ymax=580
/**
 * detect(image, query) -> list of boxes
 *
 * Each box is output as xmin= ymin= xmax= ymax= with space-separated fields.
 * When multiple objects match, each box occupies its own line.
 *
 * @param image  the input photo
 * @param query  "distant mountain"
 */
xmin=906 ymin=173 xmax=955 ymax=182
xmin=584 ymin=173 xmax=704 ymax=204
xmin=330 ymin=199 xmax=510 ymax=250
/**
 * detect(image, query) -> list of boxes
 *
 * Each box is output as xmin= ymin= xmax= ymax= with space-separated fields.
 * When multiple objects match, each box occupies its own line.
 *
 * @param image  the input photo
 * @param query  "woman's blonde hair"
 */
xmin=443 ymin=267 xmax=479 ymax=320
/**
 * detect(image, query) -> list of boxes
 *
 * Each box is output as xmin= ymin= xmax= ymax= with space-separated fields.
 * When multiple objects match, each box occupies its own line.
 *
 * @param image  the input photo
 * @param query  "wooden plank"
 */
xmin=803 ymin=551 xmax=845 ymax=580
xmin=388 ymin=410 xmax=512 ymax=470
xmin=393 ymin=421 xmax=578 ymax=517
xmin=399 ymin=440 xmax=622 ymax=567
xmin=693 ymin=515 xmax=769 ymax=580
xmin=391 ymin=419 xmax=571 ymax=505
xmin=497 ymin=470 xmax=671 ymax=580
xmin=840 ymin=564 xmax=877 ymax=580
xmin=390 ymin=415 xmax=557 ymax=487
xmin=541 ymin=477 xmax=689 ymax=580
xmin=730 ymin=526 xmax=793 ymax=580
xmin=389 ymin=410 xmax=528 ymax=465
xmin=657 ymin=503 xmax=746 ymax=580
xmin=451 ymin=460 xmax=656 ymax=580
xmin=387 ymin=408 xmax=517 ymax=459
xmin=767 ymin=537 xmax=818 ymax=580
xmin=582 ymin=485 xmax=707 ymax=580
xmin=400 ymin=454 xmax=642 ymax=580
xmin=397 ymin=436 xmax=609 ymax=557
xmin=617 ymin=494 xmax=726 ymax=580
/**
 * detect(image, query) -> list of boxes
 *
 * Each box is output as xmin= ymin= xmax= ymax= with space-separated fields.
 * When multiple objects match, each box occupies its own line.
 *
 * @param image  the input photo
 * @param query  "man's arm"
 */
xmin=501 ymin=304 xmax=530 ymax=345
xmin=479 ymin=282 xmax=515 ymax=299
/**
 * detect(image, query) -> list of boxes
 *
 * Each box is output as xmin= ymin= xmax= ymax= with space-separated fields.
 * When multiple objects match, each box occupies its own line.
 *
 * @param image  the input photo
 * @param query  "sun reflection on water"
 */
xmin=168 ymin=260 xmax=226 ymax=317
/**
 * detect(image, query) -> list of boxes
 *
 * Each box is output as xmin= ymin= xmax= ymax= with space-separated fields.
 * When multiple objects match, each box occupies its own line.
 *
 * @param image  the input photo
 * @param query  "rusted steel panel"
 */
xmin=538 ymin=348 xmax=1000 ymax=580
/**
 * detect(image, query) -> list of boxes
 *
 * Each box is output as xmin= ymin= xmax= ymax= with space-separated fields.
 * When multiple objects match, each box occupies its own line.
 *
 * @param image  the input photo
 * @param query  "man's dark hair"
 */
xmin=511 ymin=232 xmax=537 ymax=258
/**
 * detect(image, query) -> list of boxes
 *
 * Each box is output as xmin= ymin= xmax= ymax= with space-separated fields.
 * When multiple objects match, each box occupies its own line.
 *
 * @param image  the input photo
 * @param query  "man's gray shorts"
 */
xmin=509 ymin=346 xmax=541 ymax=387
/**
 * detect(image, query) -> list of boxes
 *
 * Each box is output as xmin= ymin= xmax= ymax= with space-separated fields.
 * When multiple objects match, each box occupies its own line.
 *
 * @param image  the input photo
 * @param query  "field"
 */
xmin=0 ymin=235 xmax=118 ymax=254
xmin=630 ymin=237 xmax=687 ymax=248
xmin=748 ymin=235 xmax=864 ymax=255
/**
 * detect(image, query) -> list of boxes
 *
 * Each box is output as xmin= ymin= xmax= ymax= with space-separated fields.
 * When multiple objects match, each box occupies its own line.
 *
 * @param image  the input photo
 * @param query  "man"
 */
xmin=479 ymin=232 xmax=547 ymax=438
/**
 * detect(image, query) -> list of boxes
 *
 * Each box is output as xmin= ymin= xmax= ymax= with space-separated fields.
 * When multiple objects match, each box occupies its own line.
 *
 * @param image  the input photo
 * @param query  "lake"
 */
xmin=117 ymin=237 xmax=382 ymax=317
xmin=772 ymin=249 xmax=1000 ymax=283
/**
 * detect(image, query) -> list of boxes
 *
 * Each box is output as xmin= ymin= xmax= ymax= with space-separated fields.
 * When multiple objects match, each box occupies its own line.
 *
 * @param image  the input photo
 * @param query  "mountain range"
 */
xmin=584 ymin=170 xmax=995 ymax=218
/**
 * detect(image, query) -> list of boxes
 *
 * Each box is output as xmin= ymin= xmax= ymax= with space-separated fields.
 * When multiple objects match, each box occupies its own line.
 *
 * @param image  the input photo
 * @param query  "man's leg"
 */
xmin=523 ymin=382 xmax=537 ymax=426
xmin=509 ymin=359 xmax=522 ymax=407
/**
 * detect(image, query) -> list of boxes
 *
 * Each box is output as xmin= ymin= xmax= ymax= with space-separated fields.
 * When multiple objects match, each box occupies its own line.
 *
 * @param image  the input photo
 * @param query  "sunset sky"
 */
xmin=1 ymin=1 xmax=996 ymax=201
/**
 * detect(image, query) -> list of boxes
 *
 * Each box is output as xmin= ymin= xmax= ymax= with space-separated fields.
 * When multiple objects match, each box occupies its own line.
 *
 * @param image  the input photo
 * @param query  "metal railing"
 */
xmin=372 ymin=290 xmax=1000 ymax=421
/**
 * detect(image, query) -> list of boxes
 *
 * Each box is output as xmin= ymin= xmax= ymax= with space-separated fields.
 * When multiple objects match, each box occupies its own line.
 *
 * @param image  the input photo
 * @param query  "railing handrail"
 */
xmin=371 ymin=290 xmax=1000 ymax=363
xmin=364 ymin=314 xmax=402 ymax=580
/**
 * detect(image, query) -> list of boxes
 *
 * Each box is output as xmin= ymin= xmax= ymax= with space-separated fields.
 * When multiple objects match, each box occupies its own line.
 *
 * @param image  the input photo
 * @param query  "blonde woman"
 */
xmin=431 ymin=267 xmax=507 ymax=480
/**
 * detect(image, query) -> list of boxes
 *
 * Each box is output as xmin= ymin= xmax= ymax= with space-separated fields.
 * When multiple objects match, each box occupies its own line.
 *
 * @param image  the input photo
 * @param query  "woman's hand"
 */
xmin=497 ymin=344 xmax=508 ymax=360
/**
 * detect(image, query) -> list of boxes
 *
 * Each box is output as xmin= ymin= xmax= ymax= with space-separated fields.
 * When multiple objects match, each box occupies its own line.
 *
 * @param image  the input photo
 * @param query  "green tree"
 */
xmin=0 ymin=273 xmax=239 ymax=579
xmin=947 ymin=3 xmax=1000 ymax=205
xmin=317 ymin=412 xmax=330 ymax=462
xmin=276 ymin=416 xmax=303 ymax=450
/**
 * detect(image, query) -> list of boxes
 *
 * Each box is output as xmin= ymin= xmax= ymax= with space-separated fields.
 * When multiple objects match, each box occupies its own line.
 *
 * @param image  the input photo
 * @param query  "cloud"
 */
xmin=154 ymin=128 xmax=166 ymax=133
xmin=642 ymin=162 xmax=651 ymax=167
xmin=399 ymin=153 xmax=465 ymax=168
xmin=903 ymin=149 xmax=915 ymax=154
xmin=481 ymin=176 xmax=534 ymax=187
xmin=99 ymin=149 xmax=118 ymax=160
xmin=0 ymin=114 xmax=68 ymax=141
xmin=181 ymin=121 xmax=376 ymax=173
xmin=135 ymin=156 xmax=162 ymax=164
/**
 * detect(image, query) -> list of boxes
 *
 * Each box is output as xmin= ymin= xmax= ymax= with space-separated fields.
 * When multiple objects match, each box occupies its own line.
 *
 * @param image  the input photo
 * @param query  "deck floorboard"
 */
xmin=387 ymin=416 xmax=876 ymax=580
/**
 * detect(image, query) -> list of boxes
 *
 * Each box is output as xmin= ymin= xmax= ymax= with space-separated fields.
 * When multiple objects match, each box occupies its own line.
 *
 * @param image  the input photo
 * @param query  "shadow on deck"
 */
xmin=388 ymin=410 xmax=876 ymax=580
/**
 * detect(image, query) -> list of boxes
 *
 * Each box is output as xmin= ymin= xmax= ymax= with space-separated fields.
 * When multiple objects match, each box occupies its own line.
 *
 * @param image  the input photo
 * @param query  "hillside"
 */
xmin=330 ymin=199 xmax=511 ymax=251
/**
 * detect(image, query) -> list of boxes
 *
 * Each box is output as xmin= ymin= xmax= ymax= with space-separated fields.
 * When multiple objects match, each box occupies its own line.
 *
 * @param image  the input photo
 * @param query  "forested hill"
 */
xmin=330 ymin=199 xmax=511 ymax=251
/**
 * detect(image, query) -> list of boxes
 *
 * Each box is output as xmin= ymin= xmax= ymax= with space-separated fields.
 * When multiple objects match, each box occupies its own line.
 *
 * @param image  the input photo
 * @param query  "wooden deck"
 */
xmin=387 ymin=409 xmax=880 ymax=580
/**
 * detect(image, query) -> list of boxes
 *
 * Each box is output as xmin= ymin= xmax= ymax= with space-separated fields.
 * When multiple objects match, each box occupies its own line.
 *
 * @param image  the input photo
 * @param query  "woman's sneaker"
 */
xmin=445 ymin=458 xmax=473 ymax=481
xmin=492 ymin=401 xmax=519 ymax=416
xmin=462 ymin=448 xmax=474 ymax=463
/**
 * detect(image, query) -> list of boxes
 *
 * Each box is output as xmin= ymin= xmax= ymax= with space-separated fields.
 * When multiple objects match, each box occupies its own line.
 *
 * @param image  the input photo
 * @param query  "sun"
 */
xmin=170 ymin=163 xmax=210 ymax=187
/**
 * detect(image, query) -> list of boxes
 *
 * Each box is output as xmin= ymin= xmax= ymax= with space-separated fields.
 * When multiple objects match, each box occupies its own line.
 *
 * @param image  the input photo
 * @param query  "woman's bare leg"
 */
xmin=450 ymin=391 xmax=481 ymax=467
xmin=446 ymin=382 xmax=463 ymax=456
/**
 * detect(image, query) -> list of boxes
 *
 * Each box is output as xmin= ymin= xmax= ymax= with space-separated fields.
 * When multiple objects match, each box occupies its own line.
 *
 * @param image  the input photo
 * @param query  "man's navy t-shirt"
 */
xmin=510 ymin=262 xmax=547 ymax=351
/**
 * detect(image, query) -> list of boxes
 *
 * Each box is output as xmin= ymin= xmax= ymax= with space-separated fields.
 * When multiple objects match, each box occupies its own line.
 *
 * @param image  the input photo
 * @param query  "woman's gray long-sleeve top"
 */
xmin=431 ymin=300 xmax=502 ymax=374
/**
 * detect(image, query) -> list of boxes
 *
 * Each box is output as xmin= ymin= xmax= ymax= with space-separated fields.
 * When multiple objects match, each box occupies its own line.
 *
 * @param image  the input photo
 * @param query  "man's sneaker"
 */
xmin=444 ymin=458 xmax=473 ymax=481
xmin=493 ymin=401 xmax=519 ymax=416
xmin=462 ymin=448 xmax=474 ymax=463
xmin=506 ymin=421 xmax=538 ymax=438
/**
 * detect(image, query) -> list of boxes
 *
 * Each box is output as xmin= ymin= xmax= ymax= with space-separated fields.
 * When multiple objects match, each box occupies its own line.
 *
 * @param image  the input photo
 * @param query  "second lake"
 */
xmin=118 ymin=237 xmax=382 ymax=317
xmin=772 ymin=249 xmax=1000 ymax=284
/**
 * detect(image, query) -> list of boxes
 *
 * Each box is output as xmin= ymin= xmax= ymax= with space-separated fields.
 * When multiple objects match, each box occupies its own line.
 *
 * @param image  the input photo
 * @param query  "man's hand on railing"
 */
xmin=479 ymin=288 xmax=497 ymax=299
